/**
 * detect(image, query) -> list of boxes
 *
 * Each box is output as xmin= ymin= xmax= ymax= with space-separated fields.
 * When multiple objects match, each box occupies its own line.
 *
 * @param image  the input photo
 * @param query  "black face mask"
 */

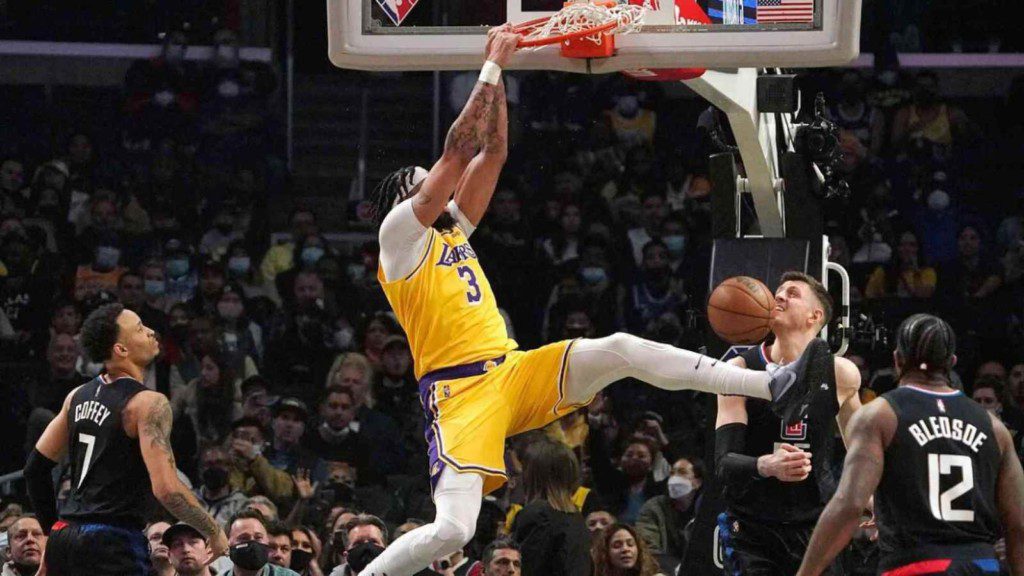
xmin=346 ymin=542 xmax=385 ymax=573
xmin=201 ymin=467 xmax=230 ymax=491
xmin=290 ymin=549 xmax=314 ymax=572
xmin=229 ymin=540 xmax=269 ymax=571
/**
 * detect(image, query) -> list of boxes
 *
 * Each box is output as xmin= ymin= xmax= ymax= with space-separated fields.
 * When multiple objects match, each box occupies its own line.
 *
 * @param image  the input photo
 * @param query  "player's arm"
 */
xmin=136 ymin=392 xmax=229 ymax=558
xmin=714 ymin=358 xmax=757 ymax=483
xmin=411 ymin=29 xmax=518 ymax=230
xmin=991 ymin=413 xmax=1024 ymax=575
xmin=796 ymin=399 xmax=895 ymax=576
xmin=834 ymin=356 xmax=863 ymax=446
xmin=715 ymin=357 xmax=811 ymax=483
xmin=25 ymin=387 xmax=80 ymax=532
xmin=451 ymin=31 xmax=509 ymax=229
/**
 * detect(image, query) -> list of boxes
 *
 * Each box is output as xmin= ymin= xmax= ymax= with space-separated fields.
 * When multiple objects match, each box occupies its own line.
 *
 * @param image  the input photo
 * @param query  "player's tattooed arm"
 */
xmin=138 ymin=393 xmax=221 ymax=539
xmin=796 ymin=400 xmax=894 ymax=576
xmin=444 ymin=82 xmax=496 ymax=161
xmin=481 ymin=78 xmax=507 ymax=154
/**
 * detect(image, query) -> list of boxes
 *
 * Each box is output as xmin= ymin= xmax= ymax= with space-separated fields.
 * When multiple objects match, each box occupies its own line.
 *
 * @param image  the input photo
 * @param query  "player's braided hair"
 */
xmin=896 ymin=313 xmax=956 ymax=376
xmin=370 ymin=166 xmax=419 ymax=228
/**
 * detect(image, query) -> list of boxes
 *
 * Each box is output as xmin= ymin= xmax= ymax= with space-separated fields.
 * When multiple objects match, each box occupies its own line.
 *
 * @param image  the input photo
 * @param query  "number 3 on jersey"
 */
xmin=457 ymin=266 xmax=482 ymax=304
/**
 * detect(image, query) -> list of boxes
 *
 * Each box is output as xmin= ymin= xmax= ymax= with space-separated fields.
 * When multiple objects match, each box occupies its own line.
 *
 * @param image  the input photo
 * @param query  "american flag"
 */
xmin=756 ymin=0 xmax=814 ymax=23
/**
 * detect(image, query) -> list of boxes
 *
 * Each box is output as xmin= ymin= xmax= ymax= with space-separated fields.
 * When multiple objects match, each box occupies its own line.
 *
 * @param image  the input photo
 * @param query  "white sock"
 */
xmin=357 ymin=469 xmax=482 ymax=576
xmin=564 ymin=333 xmax=772 ymax=405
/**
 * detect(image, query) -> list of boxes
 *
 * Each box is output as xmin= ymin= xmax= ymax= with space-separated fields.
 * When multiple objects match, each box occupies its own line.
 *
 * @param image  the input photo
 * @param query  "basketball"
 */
xmin=707 ymin=276 xmax=774 ymax=344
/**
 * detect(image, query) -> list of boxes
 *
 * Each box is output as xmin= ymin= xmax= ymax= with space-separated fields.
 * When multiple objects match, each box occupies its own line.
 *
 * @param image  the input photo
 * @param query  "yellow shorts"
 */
xmin=420 ymin=339 xmax=587 ymax=495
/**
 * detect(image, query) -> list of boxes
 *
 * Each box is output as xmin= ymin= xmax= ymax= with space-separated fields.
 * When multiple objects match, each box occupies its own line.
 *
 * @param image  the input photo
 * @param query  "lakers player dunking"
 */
xmin=716 ymin=272 xmax=862 ymax=576
xmin=359 ymin=28 xmax=831 ymax=576
xmin=797 ymin=314 xmax=1024 ymax=576
xmin=24 ymin=304 xmax=228 ymax=575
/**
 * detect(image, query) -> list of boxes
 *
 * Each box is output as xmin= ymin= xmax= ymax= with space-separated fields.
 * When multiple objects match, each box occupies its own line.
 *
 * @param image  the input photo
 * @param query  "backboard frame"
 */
xmin=328 ymin=0 xmax=862 ymax=72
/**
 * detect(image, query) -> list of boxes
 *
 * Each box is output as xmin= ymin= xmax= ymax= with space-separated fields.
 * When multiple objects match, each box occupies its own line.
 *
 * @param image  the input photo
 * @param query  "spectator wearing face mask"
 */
xmin=227 ymin=417 xmax=297 ymax=503
xmin=145 ymin=520 xmax=175 ymax=576
xmin=588 ymin=428 xmax=662 ymax=525
xmin=2 ymin=515 xmax=46 ymax=576
xmin=195 ymin=445 xmax=249 ymax=525
xmin=163 ymin=238 xmax=199 ymax=305
xmin=289 ymin=526 xmax=324 ymax=576
xmin=73 ymin=233 xmax=126 ymax=302
xmin=328 ymin=515 xmax=391 ymax=576
xmin=220 ymin=510 xmax=301 ymax=576
xmin=131 ymin=260 xmax=169 ymax=333
xmin=303 ymin=386 xmax=370 ymax=475
xmin=276 ymin=234 xmax=334 ymax=309
xmin=216 ymin=284 xmax=263 ymax=364
xmin=603 ymin=90 xmax=656 ymax=148
xmin=226 ymin=240 xmax=280 ymax=305
xmin=511 ymin=438 xmax=591 ymax=576
xmin=635 ymin=458 xmax=704 ymax=570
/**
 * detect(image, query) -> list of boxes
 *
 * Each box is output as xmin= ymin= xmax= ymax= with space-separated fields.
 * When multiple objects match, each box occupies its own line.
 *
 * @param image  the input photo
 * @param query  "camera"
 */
xmin=794 ymin=93 xmax=849 ymax=201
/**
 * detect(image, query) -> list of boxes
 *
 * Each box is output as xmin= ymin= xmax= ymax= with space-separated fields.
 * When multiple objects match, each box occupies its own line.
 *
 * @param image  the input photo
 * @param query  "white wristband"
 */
xmin=479 ymin=60 xmax=502 ymax=86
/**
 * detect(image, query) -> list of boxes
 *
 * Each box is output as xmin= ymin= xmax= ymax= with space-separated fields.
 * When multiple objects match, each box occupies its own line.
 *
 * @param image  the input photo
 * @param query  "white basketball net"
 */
xmin=519 ymin=0 xmax=653 ymax=49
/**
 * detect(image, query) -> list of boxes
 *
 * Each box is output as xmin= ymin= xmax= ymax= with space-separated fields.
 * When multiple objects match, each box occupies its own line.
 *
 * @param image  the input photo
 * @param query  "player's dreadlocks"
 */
xmin=370 ymin=166 xmax=421 ymax=228
xmin=895 ymin=313 xmax=956 ymax=377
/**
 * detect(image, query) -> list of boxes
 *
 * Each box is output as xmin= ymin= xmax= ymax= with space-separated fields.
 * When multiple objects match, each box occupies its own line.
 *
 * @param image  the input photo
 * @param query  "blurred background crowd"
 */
xmin=1 ymin=0 xmax=1024 ymax=575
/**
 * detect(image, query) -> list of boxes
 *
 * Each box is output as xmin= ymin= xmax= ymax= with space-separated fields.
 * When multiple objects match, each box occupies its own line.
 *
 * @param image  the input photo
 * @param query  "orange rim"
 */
xmin=515 ymin=19 xmax=618 ymax=48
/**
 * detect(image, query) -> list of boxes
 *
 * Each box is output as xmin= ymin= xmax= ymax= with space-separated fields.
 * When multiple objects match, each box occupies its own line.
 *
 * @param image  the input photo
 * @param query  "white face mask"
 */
xmin=667 ymin=475 xmax=694 ymax=500
xmin=928 ymin=189 xmax=950 ymax=211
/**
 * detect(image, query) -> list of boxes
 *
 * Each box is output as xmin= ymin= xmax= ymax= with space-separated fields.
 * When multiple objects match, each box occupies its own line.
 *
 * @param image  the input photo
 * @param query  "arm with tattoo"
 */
xmin=796 ymin=400 xmax=894 ymax=576
xmin=452 ymin=76 xmax=509 ymax=226
xmin=409 ymin=30 xmax=519 ymax=230
xmin=137 ymin=393 xmax=220 ymax=539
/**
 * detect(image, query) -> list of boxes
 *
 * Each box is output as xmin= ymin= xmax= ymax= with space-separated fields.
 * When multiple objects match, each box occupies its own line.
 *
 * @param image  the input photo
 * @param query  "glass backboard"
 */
xmin=327 ymin=0 xmax=861 ymax=72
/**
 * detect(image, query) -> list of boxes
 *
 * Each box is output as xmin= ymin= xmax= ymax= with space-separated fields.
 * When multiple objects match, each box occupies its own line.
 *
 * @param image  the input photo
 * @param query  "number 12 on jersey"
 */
xmin=457 ymin=266 xmax=482 ymax=304
xmin=928 ymin=453 xmax=975 ymax=522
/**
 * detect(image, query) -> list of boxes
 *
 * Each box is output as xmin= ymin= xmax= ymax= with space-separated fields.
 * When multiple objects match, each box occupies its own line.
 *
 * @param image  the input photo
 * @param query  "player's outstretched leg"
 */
xmin=358 ymin=469 xmax=482 ymax=576
xmin=563 ymin=333 xmax=830 ymax=424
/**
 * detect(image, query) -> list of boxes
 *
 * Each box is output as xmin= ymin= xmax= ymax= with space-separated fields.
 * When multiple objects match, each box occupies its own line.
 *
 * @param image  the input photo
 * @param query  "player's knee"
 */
xmin=606 ymin=331 xmax=642 ymax=354
xmin=434 ymin=512 xmax=475 ymax=553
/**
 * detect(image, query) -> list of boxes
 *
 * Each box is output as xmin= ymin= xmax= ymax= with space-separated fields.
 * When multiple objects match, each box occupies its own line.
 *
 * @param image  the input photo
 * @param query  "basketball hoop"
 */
xmin=513 ymin=1 xmax=650 ymax=59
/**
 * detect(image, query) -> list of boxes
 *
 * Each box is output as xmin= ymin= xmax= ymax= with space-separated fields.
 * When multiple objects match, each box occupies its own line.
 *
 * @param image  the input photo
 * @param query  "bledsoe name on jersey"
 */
xmin=908 ymin=416 xmax=989 ymax=453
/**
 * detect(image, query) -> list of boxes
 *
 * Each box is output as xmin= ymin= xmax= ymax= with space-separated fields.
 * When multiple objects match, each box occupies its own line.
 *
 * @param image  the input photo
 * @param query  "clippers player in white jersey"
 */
xmin=25 ymin=304 xmax=228 ymax=575
xmin=797 ymin=314 xmax=1024 ymax=576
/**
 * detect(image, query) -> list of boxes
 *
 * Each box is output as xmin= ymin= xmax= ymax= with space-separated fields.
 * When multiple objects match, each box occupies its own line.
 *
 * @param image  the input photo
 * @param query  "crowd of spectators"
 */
xmin=2 ymin=25 xmax=1024 ymax=574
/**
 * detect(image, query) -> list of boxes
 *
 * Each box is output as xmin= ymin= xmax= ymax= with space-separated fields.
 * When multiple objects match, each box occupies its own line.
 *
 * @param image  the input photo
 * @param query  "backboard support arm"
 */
xmin=683 ymin=68 xmax=788 ymax=238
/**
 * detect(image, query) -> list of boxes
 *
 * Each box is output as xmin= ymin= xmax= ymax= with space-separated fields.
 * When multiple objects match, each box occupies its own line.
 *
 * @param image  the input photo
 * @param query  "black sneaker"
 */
xmin=768 ymin=338 xmax=833 ymax=425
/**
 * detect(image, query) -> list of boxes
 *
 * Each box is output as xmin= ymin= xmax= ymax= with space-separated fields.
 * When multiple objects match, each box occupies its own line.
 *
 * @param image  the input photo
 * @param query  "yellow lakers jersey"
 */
xmin=379 ymin=226 xmax=518 ymax=379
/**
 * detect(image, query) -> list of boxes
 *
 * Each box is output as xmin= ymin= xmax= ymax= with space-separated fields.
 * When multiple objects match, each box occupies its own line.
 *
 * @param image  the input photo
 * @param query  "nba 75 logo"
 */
xmin=375 ymin=0 xmax=421 ymax=26
xmin=780 ymin=418 xmax=807 ymax=441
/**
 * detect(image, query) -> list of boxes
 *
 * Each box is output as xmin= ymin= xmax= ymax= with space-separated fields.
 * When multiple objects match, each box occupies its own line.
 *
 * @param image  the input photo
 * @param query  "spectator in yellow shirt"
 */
xmin=864 ymin=231 xmax=936 ymax=299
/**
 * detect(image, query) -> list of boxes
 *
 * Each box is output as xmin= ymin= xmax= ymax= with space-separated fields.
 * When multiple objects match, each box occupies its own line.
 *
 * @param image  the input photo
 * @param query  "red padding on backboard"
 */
xmin=620 ymin=0 xmax=710 ymax=81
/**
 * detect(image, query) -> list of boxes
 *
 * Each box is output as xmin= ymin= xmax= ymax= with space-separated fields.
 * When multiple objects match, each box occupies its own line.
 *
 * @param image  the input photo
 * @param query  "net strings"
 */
xmin=519 ymin=0 xmax=653 ymax=48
